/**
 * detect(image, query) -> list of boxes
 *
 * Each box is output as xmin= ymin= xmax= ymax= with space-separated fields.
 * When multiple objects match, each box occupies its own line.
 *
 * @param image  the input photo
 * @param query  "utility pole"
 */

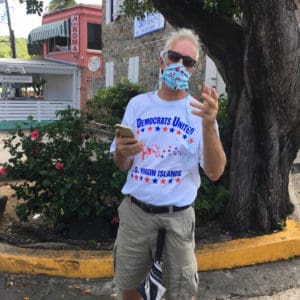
xmin=4 ymin=0 xmax=16 ymax=58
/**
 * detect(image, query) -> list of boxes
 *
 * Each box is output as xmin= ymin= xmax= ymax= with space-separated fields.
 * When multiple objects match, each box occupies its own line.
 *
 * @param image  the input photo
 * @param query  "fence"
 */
xmin=0 ymin=100 xmax=73 ymax=122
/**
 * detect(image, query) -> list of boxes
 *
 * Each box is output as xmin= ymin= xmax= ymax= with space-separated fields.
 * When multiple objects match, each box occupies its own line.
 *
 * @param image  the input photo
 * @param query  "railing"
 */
xmin=0 ymin=100 xmax=73 ymax=121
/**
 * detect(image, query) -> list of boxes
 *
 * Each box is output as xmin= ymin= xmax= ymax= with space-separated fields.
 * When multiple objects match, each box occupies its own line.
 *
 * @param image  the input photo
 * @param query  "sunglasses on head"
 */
xmin=164 ymin=50 xmax=198 ymax=68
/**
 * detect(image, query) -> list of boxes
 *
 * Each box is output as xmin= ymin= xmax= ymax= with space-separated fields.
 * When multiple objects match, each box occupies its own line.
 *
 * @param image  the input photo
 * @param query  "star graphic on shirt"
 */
xmin=135 ymin=175 xmax=139 ymax=180
xmin=189 ymin=138 xmax=194 ymax=144
xmin=160 ymin=178 xmax=166 ymax=184
xmin=152 ymin=178 xmax=158 ymax=184
xmin=176 ymin=130 xmax=182 ymax=135
xmin=155 ymin=126 xmax=160 ymax=132
xmin=182 ymin=134 xmax=188 ymax=139
xmin=175 ymin=177 xmax=181 ymax=183
xmin=148 ymin=126 xmax=153 ymax=132
xmin=168 ymin=179 xmax=173 ymax=184
xmin=144 ymin=177 xmax=150 ymax=183
xmin=163 ymin=127 xmax=168 ymax=132
xmin=169 ymin=128 xmax=175 ymax=133
xmin=140 ymin=176 xmax=143 ymax=181
xmin=141 ymin=128 xmax=145 ymax=132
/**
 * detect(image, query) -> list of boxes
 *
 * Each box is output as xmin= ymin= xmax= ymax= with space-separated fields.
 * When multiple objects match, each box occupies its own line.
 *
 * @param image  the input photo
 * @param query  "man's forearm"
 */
xmin=203 ymin=124 xmax=226 ymax=181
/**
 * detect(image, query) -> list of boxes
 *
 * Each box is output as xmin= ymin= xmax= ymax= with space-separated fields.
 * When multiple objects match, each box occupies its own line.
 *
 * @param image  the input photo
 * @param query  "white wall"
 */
xmin=44 ymin=74 xmax=74 ymax=101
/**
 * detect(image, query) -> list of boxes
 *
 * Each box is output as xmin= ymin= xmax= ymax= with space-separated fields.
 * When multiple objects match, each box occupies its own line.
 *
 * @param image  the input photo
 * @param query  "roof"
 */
xmin=0 ymin=58 xmax=78 ymax=75
xmin=43 ymin=4 xmax=102 ymax=17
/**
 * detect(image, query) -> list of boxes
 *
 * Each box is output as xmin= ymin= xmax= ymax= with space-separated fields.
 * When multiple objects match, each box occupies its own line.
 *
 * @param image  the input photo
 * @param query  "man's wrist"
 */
xmin=202 ymin=120 xmax=217 ymax=132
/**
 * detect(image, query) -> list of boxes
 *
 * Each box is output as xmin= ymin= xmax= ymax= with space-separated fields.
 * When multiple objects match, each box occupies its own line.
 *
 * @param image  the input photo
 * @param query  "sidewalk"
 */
xmin=0 ymin=130 xmax=299 ymax=299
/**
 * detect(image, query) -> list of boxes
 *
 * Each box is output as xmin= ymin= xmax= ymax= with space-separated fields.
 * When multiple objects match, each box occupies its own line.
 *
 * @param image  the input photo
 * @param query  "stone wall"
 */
xmin=102 ymin=14 xmax=206 ymax=96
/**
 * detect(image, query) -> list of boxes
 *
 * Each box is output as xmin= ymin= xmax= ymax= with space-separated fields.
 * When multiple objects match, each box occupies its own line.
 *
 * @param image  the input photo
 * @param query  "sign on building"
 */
xmin=134 ymin=12 xmax=165 ymax=38
xmin=0 ymin=75 xmax=33 ymax=83
xmin=71 ymin=15 xmax=80 ymax=52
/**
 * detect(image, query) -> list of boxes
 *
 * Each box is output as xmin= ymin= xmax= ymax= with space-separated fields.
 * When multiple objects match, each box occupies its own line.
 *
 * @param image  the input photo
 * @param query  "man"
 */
xmin=110 ymin=28 xmax=226 ymax=300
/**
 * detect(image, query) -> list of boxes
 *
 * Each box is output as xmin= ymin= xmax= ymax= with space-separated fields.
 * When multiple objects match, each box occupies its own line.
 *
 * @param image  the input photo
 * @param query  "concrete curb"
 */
xmin=0 ymin=219 xmax=299 ymax=279
xmin=196 ymin=219 xmax=300 ymax=271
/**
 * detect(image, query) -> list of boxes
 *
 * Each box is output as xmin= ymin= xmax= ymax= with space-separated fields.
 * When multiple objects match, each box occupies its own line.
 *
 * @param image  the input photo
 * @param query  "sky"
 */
xmin=0 ymin=0 xmax=102 ymax=38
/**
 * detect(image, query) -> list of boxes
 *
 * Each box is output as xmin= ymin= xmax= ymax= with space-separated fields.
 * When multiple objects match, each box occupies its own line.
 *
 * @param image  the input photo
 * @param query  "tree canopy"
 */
xmin=0 ymin=36 xmax=31 ymax=58
xmin=20 ymin=0 xmax=76 ymax=15
xmin=21 ymin=0 xmax=300 ymax=234
xmin=47 ymin=0 xmax=76 ymax=13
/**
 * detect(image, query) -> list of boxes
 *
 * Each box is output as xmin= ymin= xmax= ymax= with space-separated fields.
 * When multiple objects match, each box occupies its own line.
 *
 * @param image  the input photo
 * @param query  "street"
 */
xmin=0 ymin=257 xmax=299 ymax=299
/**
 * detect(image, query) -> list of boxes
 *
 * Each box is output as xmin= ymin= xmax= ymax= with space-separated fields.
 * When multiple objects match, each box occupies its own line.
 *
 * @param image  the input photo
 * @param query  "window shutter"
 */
xmin=105 ymin=0 xmax=112 ymax=24
xmin=112 ymin=0 xmax=125 ymax=20
xmin=105 ymin=61 xmax=114 ymax=87
xmin=128 ymin=56 xmax=139 ymax=83
xmin=112 ymin=0 xmax=119 ymax=20
xmin=118 ymin=0 xmax=124 ymax=15
xmin=204 ymin=55 xmax=226 ymax=95
xmin=204 ymin=55 xmax=217 ymax=89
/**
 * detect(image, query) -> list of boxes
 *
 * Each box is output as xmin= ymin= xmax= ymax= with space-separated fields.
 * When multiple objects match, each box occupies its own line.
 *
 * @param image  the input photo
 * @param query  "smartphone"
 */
xmin=115 ymin=124 xmax=135 ymax=138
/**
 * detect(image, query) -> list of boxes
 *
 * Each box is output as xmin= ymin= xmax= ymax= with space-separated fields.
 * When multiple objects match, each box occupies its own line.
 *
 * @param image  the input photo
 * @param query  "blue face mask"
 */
xmin=161 ymin=62 xmax=191 ymax=90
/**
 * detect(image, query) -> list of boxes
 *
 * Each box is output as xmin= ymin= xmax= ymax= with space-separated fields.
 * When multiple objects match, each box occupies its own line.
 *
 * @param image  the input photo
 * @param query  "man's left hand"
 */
xmin=190 ymin=84 xmax=219 ymax=126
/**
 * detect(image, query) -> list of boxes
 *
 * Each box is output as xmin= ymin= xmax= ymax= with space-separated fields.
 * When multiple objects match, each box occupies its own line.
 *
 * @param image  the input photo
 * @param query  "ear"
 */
xmin=159 ymin=57 xmax=164 ymax=73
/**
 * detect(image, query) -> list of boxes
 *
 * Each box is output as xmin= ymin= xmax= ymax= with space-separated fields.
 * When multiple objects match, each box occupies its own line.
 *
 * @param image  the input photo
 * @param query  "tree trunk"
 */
xmin=153 ymin=0 xmax=300 ymax=233
xmin=225 ymin=0 xmax=300 ymax=233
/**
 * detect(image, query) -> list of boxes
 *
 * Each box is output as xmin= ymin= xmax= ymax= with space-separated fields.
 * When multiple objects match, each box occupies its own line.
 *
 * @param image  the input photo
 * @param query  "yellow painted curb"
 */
xmin=0 ymin=219 xmax=299 ymax=278
xmin=0 ymin=244 xmax=114 ymax=278
xmin=196 ymin=219 xmax=300 ymax=271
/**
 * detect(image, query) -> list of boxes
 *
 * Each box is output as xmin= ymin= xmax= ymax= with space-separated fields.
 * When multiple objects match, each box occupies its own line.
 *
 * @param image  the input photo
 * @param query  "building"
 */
xmin=0 ymin=58 xmax=79 ymax=128
xmin=28 ymin=4 xmax=103 ymax=108
xmin=0 ymin=4 xmax=102 ymax=129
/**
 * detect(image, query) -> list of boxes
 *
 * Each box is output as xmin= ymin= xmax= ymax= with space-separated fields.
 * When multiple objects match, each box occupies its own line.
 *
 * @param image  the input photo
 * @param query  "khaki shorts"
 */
xmin=113 ymin=197 xmax=198 ymax=299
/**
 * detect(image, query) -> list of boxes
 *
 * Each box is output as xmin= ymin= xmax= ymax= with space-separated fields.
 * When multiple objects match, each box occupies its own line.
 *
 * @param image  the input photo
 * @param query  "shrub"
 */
xmin=1 ymin=109 xmax=126 ymax=224
xmin=87 ymin=78 xmax=147 ymax=127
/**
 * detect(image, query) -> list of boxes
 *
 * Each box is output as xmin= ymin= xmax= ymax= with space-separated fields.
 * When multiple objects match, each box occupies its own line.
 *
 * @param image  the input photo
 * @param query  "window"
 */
xmin=48 ymin=36 xmax=70 ymax=53
xmin=105 ymin=61 xmax=114 ymax=87
xmin=47 ymin=19 xmax=71 ymax=53
xmin=105 ymin=0 xmax=124 ymax=24
xmin=128 ymin=56 xmax=139 ymax=83
xmin=87 ymin=23 xmax=102 ymax=50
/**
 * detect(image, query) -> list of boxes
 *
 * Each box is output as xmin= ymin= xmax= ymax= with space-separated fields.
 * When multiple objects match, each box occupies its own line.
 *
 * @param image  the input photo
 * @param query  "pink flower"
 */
xmin=0 ymin=167 xmax=7 ymax=176
xmin=55 ymin=162 xmax=64 ymax=170
xmin=111 ymin=216 xmax=120 ymax=224
xmin=31 ymin=130 xmax=40 ymax=139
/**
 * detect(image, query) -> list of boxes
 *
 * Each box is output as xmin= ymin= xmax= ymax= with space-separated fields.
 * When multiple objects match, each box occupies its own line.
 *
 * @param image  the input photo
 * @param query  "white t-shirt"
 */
xmin=110 ymin=91 xmax=207 ymax=207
